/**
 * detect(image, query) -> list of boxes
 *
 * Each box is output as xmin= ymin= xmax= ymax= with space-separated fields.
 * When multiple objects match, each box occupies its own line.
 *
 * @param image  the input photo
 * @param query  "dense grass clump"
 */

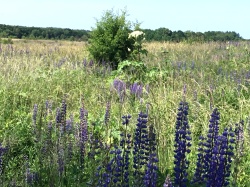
xmin=0 ymin=40 xmax=250 ymax=186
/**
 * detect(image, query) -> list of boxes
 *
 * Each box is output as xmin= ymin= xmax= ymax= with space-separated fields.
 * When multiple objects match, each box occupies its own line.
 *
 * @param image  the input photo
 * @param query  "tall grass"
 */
xmin=0 ymin=39 xmax=250 ymax=186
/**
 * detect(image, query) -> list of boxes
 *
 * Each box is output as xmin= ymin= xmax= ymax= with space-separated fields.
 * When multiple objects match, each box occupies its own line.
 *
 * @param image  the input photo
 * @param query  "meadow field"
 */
xmin=0 ymin=39 xmax=250 ymax=186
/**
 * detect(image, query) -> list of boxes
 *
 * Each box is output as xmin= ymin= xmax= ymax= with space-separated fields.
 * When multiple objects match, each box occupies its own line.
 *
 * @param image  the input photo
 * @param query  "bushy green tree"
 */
xmin=87 ymin=9 xmax=134 ymax=70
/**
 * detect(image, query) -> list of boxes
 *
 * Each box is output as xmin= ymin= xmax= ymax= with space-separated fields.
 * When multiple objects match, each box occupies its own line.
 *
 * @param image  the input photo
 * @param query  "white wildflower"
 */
xmin=128 ymin=30 xmax=144 ymax=39
xmin=128 ymin=48 xmax=131 ymax=52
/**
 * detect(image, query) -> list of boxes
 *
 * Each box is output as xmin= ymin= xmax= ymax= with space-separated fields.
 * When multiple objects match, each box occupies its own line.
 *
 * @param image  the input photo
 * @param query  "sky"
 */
xmin=1 ymin=0 xmax=250 ymax=39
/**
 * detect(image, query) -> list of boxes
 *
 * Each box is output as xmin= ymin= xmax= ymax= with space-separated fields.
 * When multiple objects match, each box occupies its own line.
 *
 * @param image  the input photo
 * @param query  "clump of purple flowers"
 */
xmin=113 ymin=79 xmax=127 ymax=102
xmin=95 ymin=111 xmax=158 ymax=187
xmin=192 ymin=108 xmax=236 ymax=187
xmin=130 ymin=82 xmax=144 ymax=98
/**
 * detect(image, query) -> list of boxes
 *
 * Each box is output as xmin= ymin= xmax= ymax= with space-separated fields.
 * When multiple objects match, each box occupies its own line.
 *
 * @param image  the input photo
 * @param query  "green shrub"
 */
xmin=87 ymin=9 xmax=135 ymax=70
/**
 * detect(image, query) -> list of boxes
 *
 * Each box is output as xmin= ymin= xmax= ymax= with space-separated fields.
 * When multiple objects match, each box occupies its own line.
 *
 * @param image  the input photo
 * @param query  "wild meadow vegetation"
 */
xmin=1 ymin=9 xmax=250 ymax=187
xmin=0 ymin=39 xmax=250 ymax=187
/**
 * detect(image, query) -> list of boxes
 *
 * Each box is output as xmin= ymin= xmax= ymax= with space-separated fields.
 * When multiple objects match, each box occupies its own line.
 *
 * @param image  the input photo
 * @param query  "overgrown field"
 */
xmin=0 ymin=40 xmax=250 ymax=186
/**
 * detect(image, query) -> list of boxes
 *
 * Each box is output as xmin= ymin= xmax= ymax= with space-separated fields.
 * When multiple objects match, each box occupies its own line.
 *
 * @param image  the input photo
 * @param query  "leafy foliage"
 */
xmin=87 ymin=9 xmax=134 ymax=69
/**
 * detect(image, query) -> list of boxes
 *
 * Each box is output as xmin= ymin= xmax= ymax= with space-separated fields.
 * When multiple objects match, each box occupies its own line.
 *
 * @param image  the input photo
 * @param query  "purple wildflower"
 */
xmin=192 ymin=135 xmax=206 ymax=184
xmin=45 ymin=100 xmax=52 ymax=117
xmin=206 ymin=127 xmax=235 ymax=187
xmin=133 ymin=112 xmax=149 ymax=185
xmin=163 ymin=175 xmax=173 ymax=187
xmin=0 ymin=144 xmax=7 ymax=175
xmin=130 ymin=82 xmax=143 ymax=98
xmin=144 ymin=124 xmax=158 ymax=187
xmin=61 ymin=99 xmax=67 ymax=132
xmin=113 ymin=79 xmax=126 ymax=102
xmin=79 ymin=107 xmax=88 ymax=168
xmin=173 ymin=101 xmax=191 ymax=187
xmin=235 ymin=120 xmax=244 ymax=156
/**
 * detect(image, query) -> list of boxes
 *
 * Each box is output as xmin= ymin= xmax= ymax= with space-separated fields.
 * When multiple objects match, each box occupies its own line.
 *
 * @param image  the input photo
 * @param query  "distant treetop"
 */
xmin=0 ymin=24 xmax=243 ymax=42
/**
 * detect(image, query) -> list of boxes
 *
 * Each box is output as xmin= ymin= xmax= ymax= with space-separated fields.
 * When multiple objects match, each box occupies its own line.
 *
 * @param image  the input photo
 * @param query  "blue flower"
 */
xmin=163 ymin=175 xmax=173 ymax=187
xmin=173 ymin=101 xmax=191 ymax=187
xmin=133 ymin=112 xmax=149 ymax=184
xmin=0 ymin=144 xmax=7 ymax=175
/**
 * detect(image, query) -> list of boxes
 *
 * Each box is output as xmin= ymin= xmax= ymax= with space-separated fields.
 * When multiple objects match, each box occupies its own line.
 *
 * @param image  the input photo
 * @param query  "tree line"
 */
xmin=143 ymin=27 xmax=243 ymax=42
xmin=0 ymin=24 xmax=243 ymax=42
xmin=0 ymin=24 xmax=89 ymax=41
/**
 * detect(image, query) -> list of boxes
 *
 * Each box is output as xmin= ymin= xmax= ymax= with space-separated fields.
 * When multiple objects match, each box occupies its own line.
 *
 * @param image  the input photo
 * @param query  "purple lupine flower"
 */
xmin=232 ymin=120 xmax=244 ymax=186
xmin=89 ymin=59 xmax=94 ymax=67
xmin=56 ymin=107 xmax=61 ymax=128
xmin=25 ymin=155 xmax=39 ymax=185
xmin=65 ymin=119 xmax=73 ymax=134
xmin=192 ymin=135 xmax=207 ymax=184
xmin=41 ymin=121 xmax=53 ymax=156
xmin=32 ymin=104 xmax=39 ymax=142
xmin=163 ymin=175 xmax=173 ymax=187
xmin=133 ymin=112 xmax=149 ymax=185
xmin=144 ymin=124 xmax=158 ymax=187
xmin=113 ymin=79 xmax=126 ymax=102
xmin=79 ymin=107 xmax=88 ymax=168
xmin=32 ymin=104 xmax=38 ymax=134
xmin=122 ymin=115 xmax=131 ymax=127
xmin=98 ymin=158 xmax=114 ymax=186
xmin=143 ymin=153 xmax=158 ymax=187
xmin=202 ymin=108 xmax=220 ymax=180
xmin=173 ymin=101 xmax=191 ymax=187
xmin=104 ymin=101 xmax=111 ymax=125
xmin=25 ymin=168 xmax=38 ymax=185
xmin=56 ymin=58 xmax=66 ymax=68
xmin=146 ymin=124 xmax=157 ymax=159
xmin=67 ymin=140 xmax=73 ymax=161
xmin=206 ymin=127 xmax=235 ymax=187
xmin=97 ymin=116 xmax=132 ymax=187
xmin=58 ymin=146 xmax=64 ymax=176
xmin=45 ymin=100 xmax=52 ymax=117
xmin=0 ymin=144 xmax=7 ymax=175
xmin=130 ymin=82 xmax=143 ymax=98
xmin=80 ymin=108 xmax=88 ymax=142
xmin=110 ymin=147 xmax=123 ymax=185
xmin=121 ymin=115 xmax=132 ymax=186
xmin=83 ymin=58 xmax=88 ymax=67
xmin=235 ymin=120 xmax=244 ymax=156
xmin=61 ymin=99 xmax=67 ymax=132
